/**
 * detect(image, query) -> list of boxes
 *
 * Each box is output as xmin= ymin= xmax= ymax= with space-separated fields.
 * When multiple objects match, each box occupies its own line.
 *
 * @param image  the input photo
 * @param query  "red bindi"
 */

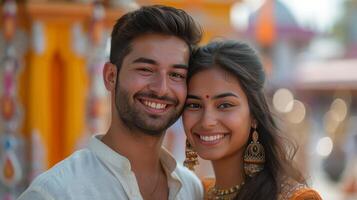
xmin=206 ymin=95 xmax=210 ymax=99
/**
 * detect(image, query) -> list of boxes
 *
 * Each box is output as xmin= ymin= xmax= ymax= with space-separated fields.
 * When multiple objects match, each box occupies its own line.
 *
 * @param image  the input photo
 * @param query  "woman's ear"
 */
xmin=103 ymin=62 xmax=117 ymax=91
xmin=251 ymin=119 xmax=258 ymax=129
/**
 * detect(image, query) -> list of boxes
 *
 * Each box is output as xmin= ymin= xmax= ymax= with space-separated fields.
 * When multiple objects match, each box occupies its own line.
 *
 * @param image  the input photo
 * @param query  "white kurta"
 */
xmin=18 ymin=135 xmax=203 ymax=200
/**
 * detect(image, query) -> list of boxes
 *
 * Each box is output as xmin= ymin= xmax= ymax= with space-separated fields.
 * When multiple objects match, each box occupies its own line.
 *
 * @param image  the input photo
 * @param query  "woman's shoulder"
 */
xmin=288 ymin=188 xmax=322 ymax=200
xmin=278 ymin=178 xmax=322 ymax=200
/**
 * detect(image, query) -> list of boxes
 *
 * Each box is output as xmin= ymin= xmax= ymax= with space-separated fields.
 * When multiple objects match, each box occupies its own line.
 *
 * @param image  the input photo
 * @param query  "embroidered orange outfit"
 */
xmin=202 ymin=178 xmax=322 ymax=200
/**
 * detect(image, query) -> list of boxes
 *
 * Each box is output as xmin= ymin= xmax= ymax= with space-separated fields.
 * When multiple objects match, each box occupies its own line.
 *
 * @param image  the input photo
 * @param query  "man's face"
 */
xmin=115 ymin=34 xmax=190 ymax=136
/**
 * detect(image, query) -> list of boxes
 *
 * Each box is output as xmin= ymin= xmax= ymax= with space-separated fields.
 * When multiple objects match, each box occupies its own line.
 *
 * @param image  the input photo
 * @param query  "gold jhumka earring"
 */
xmin=183 ymin=139 xmax=198 ymax=171
xmin=243 ymin=124 xmax=265 ymax=177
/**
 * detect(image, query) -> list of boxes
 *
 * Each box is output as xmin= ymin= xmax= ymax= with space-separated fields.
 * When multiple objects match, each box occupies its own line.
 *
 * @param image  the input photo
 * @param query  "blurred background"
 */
xmin=0 ymin=0 xmax=356 ymax=199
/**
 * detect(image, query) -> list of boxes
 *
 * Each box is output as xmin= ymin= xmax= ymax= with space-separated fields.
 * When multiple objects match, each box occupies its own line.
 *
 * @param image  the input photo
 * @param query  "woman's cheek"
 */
xmin=183 ymin=112 xmax=196 ymax=139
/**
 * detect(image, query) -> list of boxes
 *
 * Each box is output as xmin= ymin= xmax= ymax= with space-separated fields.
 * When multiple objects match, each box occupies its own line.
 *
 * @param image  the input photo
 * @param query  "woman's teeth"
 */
xmin=200 ymin=134 xmax=224 ymax=142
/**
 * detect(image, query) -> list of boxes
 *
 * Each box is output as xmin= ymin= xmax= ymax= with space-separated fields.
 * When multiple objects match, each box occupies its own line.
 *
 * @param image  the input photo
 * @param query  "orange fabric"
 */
xmin=26 ymin=22 xmax=55 ymax=168
xmin=289 ymin=188 xmax=323 ymax=200
xmin=202 ymin=177 xmax=215 ymax=192
xmin=202 ymin=177 xmax=214 ymax=200
xmin=201 ymin=178 xmax=322 ymax=200
xmin=256 ymin=0 xmax=276 ymax=46
xmin=23 ymin=21 xmax=88 ymax=169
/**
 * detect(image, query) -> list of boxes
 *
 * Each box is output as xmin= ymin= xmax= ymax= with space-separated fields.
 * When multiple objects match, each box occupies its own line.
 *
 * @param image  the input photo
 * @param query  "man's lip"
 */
xmin=137 ymin=96 xmax=175 ymax=105
xmin=136 ymin=97 xmax=173 ymax=114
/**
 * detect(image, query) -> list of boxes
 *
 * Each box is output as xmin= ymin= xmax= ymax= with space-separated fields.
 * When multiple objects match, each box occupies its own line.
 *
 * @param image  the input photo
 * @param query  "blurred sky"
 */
xmin=231 ymin=0 xmax=345 ymax=33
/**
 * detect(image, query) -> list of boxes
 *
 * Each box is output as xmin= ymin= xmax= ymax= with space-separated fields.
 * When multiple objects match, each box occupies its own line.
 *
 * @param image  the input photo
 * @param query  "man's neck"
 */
xmin=101 ymin=122 xmax=165 ymax=174
xmin=102 ymin=121 xmax=169 ymax=199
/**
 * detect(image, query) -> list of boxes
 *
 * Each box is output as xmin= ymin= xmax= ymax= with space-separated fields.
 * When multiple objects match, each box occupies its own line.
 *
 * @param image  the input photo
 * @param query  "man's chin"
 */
xmin=139 ymin=129 xmax=165 ymax=137
xmin=139 ymin=112 xmax=178 ymax=129
xmin=135 ymin=122 xmax=169 ymax=136
xmin=118 ymin=107 xmax=180 ymax=136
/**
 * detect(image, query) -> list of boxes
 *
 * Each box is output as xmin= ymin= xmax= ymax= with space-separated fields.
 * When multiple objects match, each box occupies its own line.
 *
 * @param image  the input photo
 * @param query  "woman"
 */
xmin=182 ymin=40 xmax=322 ymax=200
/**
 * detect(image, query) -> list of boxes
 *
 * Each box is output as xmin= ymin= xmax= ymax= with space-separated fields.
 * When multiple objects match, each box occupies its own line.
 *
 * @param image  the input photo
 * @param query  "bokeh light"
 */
xmin=286 ymin=100 xmax=306 ymax=124
xmin=316 ymin=137 xmax=333 ymax=157
xmin=330 ymin=98 xmax=348 ymax=122
xmin=273 ymin=88 xmax=294 ymax=113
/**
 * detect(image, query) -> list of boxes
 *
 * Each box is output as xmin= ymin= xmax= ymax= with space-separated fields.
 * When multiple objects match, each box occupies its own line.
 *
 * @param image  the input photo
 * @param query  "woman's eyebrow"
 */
xmin=187 ymin=92 xmax=239 ymax=100
xmin=212 ymin=92 xmax=239 ymax=99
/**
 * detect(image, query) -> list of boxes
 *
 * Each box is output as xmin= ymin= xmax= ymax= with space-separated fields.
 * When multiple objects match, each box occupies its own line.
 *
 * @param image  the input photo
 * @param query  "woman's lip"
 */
xmin=194 ymin=132 xmax=228 ymax=136
xmin=193 ymin=132 xmax=228 ymax=146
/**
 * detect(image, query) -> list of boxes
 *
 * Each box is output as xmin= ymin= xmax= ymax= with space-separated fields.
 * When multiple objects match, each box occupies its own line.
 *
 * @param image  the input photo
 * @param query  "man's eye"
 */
xmin=139 ymin=68 xmax=152 ymax=72
xmin=185 ymin=103 xmax=201 ymax=109
xmin=170 ymin=72 xmax=186 ymax=80
xmin=218 ymin=103 xmax=234 ymax=109
xmin=137 ymin=68 xmax=153 ymax=75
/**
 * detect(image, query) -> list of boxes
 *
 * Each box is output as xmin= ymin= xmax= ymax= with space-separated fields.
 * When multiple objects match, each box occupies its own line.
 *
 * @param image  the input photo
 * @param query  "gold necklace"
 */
xmin=208 ymin=181 xmax=245 ymax=200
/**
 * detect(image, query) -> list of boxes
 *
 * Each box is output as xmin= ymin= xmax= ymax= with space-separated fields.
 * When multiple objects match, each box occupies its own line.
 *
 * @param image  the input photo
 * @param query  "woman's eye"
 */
xmin=185 ymin=103 xmax=201 ymax=109
xmin=218 ymin=103 xmax=234 ymax=109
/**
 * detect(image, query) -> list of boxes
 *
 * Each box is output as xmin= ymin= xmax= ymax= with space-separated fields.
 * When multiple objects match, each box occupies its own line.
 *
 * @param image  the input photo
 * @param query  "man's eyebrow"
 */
xmin=132 ymin=57 xmax=157 ymax=65
xmin=132 ymin=57 xmax=187 ymax=69
xmin=212 ymin=92 xmax=239 ymax=99
xmin=173 ymin=64 xmax=188 ymax=70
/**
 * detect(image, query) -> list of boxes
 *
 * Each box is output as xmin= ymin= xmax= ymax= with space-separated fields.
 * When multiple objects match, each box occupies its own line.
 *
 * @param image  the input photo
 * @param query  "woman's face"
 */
xmin=183 ymin=67 xmax=253 ymax=161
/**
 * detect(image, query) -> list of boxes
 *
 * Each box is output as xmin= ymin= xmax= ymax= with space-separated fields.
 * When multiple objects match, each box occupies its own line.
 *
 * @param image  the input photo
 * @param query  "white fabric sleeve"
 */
xmin=17 ymin=186 xmax=55 ymax=200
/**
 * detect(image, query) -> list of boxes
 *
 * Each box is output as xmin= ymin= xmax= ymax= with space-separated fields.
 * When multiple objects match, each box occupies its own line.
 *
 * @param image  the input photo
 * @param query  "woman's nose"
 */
xmin=200 ymin=110 xmax=218 ymax=129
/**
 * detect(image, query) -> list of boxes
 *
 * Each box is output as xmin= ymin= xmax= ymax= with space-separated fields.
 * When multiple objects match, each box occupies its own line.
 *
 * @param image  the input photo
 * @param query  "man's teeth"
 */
xmin=143 ymin=100 xmax=167 ymax=109
xmin=200 ymin=135 xmax=224 ymax=142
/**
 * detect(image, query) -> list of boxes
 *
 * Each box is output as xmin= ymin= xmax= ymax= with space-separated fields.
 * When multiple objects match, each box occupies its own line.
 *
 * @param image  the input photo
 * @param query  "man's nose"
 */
xmin=148 ymin=73 xmax=169 ymax=97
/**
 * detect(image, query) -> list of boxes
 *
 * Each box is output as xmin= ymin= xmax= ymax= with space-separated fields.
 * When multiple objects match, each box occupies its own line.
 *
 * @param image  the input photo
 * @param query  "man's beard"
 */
xmin=114 ymin=83 xmax=183 ymax=136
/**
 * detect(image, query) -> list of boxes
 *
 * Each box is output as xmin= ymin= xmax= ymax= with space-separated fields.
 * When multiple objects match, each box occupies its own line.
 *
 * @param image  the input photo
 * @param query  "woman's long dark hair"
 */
xmin=188 ymin=40 xmax=305 ymax=200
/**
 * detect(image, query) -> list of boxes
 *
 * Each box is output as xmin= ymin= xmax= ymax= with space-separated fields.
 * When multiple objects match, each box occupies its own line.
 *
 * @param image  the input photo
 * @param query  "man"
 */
xmin=18 ymin=5 xmax=202 ymax=200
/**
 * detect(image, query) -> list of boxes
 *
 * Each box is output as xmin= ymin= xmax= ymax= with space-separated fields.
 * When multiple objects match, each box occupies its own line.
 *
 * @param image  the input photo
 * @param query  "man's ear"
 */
xmin=103 ymin=62 xmax=117 ymax=91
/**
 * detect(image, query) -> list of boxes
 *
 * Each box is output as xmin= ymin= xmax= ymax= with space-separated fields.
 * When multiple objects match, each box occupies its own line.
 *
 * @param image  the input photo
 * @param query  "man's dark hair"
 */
xmin=110 ymin=5 xmax=202 ymax=71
